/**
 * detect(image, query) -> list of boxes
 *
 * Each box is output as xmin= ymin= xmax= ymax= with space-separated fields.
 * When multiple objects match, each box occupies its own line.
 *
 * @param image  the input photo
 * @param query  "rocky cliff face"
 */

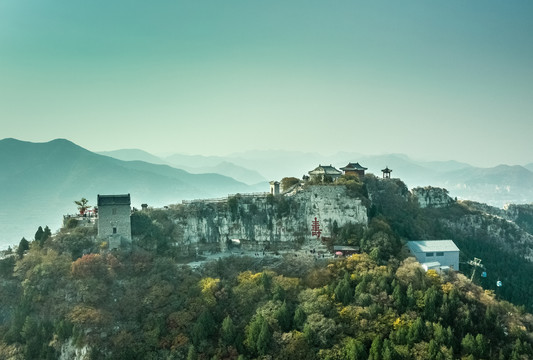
xmin=169 ymin=185 xmax=368 ymax=253
xmin=440 ymin=212 xmax=533 ymax=261
xmin=458 ymin=201 xmax=533 ymax=237
xmin=412 ymin=186 xmax=454 ymax=208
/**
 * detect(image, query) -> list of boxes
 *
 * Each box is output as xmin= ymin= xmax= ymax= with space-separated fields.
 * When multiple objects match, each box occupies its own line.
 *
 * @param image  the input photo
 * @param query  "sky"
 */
xmin=1 ymin=0 xmax=532 ymax=167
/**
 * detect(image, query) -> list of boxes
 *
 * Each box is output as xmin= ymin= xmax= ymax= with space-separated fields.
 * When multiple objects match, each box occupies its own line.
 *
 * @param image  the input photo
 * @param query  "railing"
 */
xmin=63 ymin=213 xmax=97 ymax=219
xmin=181 ymin=192 xmax=270 ymax=205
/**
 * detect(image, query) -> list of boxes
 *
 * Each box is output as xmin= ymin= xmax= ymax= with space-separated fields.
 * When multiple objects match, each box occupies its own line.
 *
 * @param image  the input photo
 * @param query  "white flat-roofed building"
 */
xmin=407 ymin=240 xmax=459 ymax=271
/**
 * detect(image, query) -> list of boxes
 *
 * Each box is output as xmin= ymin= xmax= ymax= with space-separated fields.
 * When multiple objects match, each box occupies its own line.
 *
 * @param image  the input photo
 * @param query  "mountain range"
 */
xmin=0 ymin=138 xmax=261 ymax=248
xmin=2 ymin=137 xmax=533 ymax=249
xmin=101 ymin=147 xmax=533 ymax=208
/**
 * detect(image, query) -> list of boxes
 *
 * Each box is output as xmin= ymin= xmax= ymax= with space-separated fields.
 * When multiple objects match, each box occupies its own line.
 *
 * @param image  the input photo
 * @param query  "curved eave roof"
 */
xmin=340 ymin=162 xmax=367 ymax=171
xmin=308 ymin=165 xmax=342 ymax=176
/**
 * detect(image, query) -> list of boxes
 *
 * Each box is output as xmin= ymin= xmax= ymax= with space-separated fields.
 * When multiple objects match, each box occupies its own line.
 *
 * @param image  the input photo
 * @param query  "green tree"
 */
xmin=382 ymin=339 xmax=395 ymax=360
xmin=245 ymin=315 xmax=265 ymax=354
xmin=424 ymin=287 xmax=440 ymax=321
xmin=475 ymin=333 xmax=488 ymax=358
xmin=344 ymin=338 xmax=367 ymax=360
xmin=407 ymin=317 xmax=426 ymax=344
xmin=43 ymin=226 xmax=52 ymax=240
xmin=334 ymin=274 xmax=352 ymax=305
xmin=272 ymin=282 xmax=287 ymax=302
xmin=74 ymin=197 xmax=89 ymax=215
xmin=433 ymin=323 xmax=450 ymax=347
xmin=33 ymin=225 xmax=52 ymax=248
xmin=461 ymin=333 xmax=476 ymax=356
xmin=281 ymin=177 xmax=300 ymax=192
xmin=293 ymin=306 xmax=306 ymax=330
xmin=276 ymin=301 xmax=292 ymax=332
xmin=392 ymin=283 xmax=405 ymax=311
xmin=220 ymin=315 xmax=236 ymax=346
xmin=34 ymin=226 xmax=44 ymax=245
xmin=427 ymin=339 xmax=439 ymax=360
xmin=257 ymin=318 xmax=272 ymax=355
xmin=16 ymin=237 xmax=29 ymax=259
xmin=260 ymin=271 xmax=272 ymax=291
xmin=406 ymin=284 xmax=416 ymax=309
xmin=191 ymin=311 xmax=215 ymax=346
xmin=186 ymin=344 xmax=197 ymax=360
xmin=369 ymin=336 xmax=382 ymax=360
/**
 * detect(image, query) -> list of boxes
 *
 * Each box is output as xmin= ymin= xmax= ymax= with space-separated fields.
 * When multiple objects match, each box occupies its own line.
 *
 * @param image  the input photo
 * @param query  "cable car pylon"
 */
xmin=468 ymin=257 xmax=484 ymax=281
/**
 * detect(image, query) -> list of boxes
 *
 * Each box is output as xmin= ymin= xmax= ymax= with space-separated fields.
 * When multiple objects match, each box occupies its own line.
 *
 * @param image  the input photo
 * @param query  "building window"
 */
xmin=113 ymin=227 xmax=117 ymax=234
xmin=436 ymin=252 xmax=444 ymax=256
xmin=112 ymin=208 xmax=117 ymax=215
xmin=426 ymin=252 xmax=434 ymax=257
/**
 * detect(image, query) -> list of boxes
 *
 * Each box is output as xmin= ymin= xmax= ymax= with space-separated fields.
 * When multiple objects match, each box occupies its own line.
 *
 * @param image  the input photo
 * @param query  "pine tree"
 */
xmin=34 ymin=226 xmax=44 ymax=245
xmin=334 ymin=275 xmax=352 ymax=305
xmin=424 ymin=287 xmax=440 ymax=321
xmin=16 ymin=237 xmax=30 ymax=259
xmin=276 ymin=301 xmax=292 ymax=332
xmin=43 ymin=225 xmax=52 ymax=240
xmin=191 ymin=311 xmax=215 ymax=345
xmin=382 ymin=339 xmax=394 ymax=360
xmin=428 ymin=339 xmax=439 ymax=359
xmin=392 ymin=283 xmax=405 ymax=311
xmin=406 ymin=284 xmax=416 ymax=309
xmin=220 ymin=316 xmax=236 ymax=346
xmin=245 ymin=315 xmax=264 ymax=354
xmin=475 ymin=333 xmax=488 ymax=358
xmin=186 ymin=345 xmax=197 ymax=360
xmin=461 ymin=333 xmax=476 ymax=356
xmin=256 ymin=319 xmax=271 ymax=355
xmin=369 ymin=336 xmax=382 ymax=360
xmin=344 ymin=338 xmax=367 ymax=360
xmin=293 ymin=306 xmax=306 ymax=330
xmin=408 ymin=317 xmax=425 ymax=344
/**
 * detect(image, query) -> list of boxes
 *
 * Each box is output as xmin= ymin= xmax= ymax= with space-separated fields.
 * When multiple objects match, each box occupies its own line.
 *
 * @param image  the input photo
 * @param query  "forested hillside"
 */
xmin=1 ymin=175 xmax=532 ymax=359
xmin=0 ymin=236 xmax=532 ymax=359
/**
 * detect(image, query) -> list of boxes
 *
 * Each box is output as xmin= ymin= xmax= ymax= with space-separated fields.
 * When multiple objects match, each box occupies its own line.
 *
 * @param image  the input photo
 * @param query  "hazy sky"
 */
xmin=1 ymin=0 xmax=532 ymax=167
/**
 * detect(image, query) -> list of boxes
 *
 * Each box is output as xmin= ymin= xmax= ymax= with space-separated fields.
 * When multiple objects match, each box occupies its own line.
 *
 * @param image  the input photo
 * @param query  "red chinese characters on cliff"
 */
xmin=311 ymin=217 xmax=321 ymax=238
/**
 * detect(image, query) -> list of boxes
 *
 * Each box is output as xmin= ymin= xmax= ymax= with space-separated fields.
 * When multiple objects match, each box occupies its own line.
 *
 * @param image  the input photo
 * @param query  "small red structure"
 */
xmin=333 ymin=245 xmax=360 ymax=256
xmin=311 ymin=217 xmax=322 ymax=238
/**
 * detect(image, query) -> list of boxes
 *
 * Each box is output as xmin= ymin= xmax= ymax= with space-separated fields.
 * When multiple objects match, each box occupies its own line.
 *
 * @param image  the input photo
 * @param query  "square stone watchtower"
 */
xmin=97 ymin=194 xmax=132 ymax=249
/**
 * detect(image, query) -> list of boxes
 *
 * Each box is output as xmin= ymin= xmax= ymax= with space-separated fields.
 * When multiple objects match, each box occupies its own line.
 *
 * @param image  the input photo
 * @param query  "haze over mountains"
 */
xmin=0 ymin=138 xmax=259 ymax=249
xmin=2 ymin=137 xmax=533 ymax=249
xmin=102 ymin=147 xmax=533 ymax=208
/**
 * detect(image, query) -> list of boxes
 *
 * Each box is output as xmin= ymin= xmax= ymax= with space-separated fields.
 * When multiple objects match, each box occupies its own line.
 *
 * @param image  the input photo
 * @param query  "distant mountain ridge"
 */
xmin=0 ymin=138 xmax=259 ymax=248
xmin=3 ymin=138 xmax=533 ymax=248
xmin=99 ymin=149 xmax=268 ymax=185
xmin=101 ymin=146 xmax=533 ymax=207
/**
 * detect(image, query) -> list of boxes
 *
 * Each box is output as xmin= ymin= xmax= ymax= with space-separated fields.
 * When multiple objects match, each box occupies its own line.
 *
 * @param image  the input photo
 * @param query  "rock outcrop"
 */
xmin=412 ymin=186 xmax=454 ymax=208
xmin=169 ymin=185 xmax=368 ymax=252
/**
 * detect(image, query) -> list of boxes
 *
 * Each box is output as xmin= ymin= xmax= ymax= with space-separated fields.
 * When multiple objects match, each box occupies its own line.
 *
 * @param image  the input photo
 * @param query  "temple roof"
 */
xmin=97 ymin=194 xmax=131 ymax=206
xmin=308 ymin=164 xmax=342 ymax=176
xmin=381 ymin=166 xmax=392 ymax=173
xmin=340 ymin=162 xmax=367 ymax=171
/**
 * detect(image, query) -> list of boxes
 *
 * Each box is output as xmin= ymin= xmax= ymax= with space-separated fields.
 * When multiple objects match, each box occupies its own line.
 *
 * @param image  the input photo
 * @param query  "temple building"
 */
xmin=340 ymin=162 xmax=368 ymax=177
xmin=308 ymin=164 xmax=342 ymax=182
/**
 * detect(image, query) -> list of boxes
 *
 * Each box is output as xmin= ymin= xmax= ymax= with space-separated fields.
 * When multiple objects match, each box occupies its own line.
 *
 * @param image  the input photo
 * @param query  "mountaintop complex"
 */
xmin=1 ymin=164 xmax=532 ymax=359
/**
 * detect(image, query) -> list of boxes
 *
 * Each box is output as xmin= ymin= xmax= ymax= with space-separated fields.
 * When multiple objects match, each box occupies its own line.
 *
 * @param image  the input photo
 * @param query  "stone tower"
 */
xmin=97 ymin=194 xmax=132 ymax=249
